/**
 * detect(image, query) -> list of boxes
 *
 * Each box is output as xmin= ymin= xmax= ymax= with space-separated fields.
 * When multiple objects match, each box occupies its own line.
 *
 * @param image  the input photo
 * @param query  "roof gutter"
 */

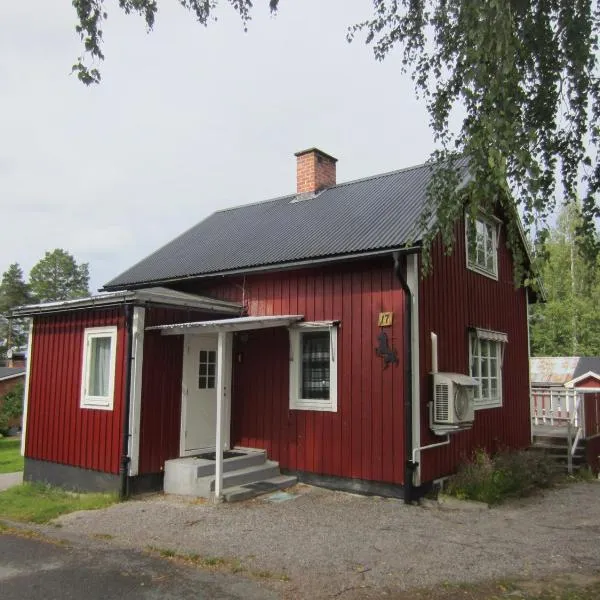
xmin=392 ymin=251 xmax=416 ymax=504
xmin=10 ymin=297 xmax=240 ymax=319
xmin=103 ymin=246 xmax=422 ymax=292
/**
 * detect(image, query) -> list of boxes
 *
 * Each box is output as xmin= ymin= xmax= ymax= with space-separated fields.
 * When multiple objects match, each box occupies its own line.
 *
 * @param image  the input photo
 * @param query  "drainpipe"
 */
xmin=392 ymin=252 xmax=416 ymax=504
xmin=120 ymin=304 xmax=135 ymax=500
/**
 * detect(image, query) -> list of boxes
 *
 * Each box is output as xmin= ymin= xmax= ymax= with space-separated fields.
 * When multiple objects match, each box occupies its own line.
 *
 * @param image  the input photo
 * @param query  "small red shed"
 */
xmin=14 ymin=148 xmax=535 ymax=501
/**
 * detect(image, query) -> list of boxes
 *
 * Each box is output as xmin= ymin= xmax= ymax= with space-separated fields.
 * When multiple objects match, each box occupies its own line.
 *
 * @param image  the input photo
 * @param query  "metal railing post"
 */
xmin=567 ymin=419 xmax=573 ymax=475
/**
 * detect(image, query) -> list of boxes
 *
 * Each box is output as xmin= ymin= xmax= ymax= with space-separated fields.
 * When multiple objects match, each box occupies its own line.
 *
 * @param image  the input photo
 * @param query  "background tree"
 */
xmin=530 ymin=204 xmax=600 ymax=356
xmin=71 ymin=1 xmax=600 ymax=278
xmin=29 ymin=249 xmax=90 ymax=303
xmin=0 ymin=264 xmax=31 ymax=357
xmin=0 ymin=381 xmax=24 ymax=435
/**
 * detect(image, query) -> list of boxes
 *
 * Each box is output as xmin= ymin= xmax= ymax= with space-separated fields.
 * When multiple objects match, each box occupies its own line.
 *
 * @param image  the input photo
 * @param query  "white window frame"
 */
xmin=80 ymin=326 xmax=118 ymax=410
xmin=466 ymin=214 xmax=500 ymax=279
xmin=289 ymin=323 xmax=338 ymax=412
xmin=469 ymin=328 xmax=507 ymax=410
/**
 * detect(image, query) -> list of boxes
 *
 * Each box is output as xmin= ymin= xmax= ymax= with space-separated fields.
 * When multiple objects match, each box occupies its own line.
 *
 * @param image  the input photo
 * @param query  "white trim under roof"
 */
xmin=564 ymin=370 xmax=600 ymax=389
xmin=10 ymin=287 xmax=241 ymax=317
xmin=148 ymin=315 xmax=304 ymax=336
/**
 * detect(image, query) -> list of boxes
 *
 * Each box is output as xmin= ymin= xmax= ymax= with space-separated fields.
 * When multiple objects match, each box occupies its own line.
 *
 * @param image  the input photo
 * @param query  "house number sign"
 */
xmin=378 ymin=312 xmax=393 ymax=327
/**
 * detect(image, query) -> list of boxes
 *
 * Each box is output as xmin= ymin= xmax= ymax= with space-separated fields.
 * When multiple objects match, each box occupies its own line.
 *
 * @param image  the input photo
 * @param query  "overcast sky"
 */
xmin=1 ymin=1 xmax=434 ymax=292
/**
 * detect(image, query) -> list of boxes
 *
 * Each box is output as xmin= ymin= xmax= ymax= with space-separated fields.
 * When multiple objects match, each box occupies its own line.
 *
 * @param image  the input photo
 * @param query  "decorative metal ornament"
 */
xmin=375 ymin=331 xmax=399 ymax=368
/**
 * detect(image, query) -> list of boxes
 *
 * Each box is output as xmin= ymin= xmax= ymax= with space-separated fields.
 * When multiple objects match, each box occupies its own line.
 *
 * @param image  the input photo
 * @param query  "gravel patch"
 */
xmin=54 ymin=482 xmax=600 ymax=599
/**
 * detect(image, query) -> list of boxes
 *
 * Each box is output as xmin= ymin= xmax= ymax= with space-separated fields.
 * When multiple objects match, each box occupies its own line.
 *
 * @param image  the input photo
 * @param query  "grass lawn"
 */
xmin=0 ymin=483 xmax=117 ymax=524
xmin=0 ymin=437 xmax=23 ymax=473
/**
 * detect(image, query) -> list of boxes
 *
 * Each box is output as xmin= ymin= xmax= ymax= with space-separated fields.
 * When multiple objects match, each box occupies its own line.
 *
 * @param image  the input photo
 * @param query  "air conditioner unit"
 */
xmin=433 ymin=372 xmax=478 ymax=426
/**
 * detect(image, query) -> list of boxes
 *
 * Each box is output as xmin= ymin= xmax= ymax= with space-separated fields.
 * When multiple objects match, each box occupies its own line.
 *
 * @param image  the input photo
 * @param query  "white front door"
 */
xmin=182 ymin=335 xmax=220 ymax=454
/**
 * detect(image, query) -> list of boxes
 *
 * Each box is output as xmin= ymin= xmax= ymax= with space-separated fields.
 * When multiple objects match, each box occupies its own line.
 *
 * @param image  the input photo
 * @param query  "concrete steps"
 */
xmin=164 ymin=448 xmax=296 ymax=501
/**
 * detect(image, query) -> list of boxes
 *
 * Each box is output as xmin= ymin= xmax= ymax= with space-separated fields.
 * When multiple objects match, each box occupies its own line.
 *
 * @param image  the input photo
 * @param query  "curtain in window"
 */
xmin=89 ymin=337 xmax=112 ymax=397
xmin=301 ymin=331 xmax=330 ymax=399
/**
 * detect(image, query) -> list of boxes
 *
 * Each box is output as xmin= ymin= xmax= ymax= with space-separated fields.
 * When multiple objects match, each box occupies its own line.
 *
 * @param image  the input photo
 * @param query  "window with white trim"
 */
xmin=466 ymin=215 xmax=498 ymax=278
xmin=289 ymin=324 xmax=338 ymax=412
xmin=80 ymin=326 xmax=118 ymax=410
xmin=469 ymin=328 xmax=507 ymax=409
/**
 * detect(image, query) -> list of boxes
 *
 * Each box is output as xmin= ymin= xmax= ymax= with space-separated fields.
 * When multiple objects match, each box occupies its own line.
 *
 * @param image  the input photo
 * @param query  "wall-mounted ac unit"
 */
xmin=433 ymin=372 xmax=478 ymax=427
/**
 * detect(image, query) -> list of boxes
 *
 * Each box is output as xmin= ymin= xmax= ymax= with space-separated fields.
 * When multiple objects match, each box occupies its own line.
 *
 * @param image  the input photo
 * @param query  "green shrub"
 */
xmin=0 ymin=382 xmax=24 ymax=435
xmin=445 ymin=448 xmax=561 ymax=505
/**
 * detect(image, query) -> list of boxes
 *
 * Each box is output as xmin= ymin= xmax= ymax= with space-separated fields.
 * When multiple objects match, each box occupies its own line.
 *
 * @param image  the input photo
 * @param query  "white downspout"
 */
xmin=214 ymin=330 xmax=227 ymax=502
xmin=412 ymin=334 xmax=450 ymax=461
xmin=406 ymin=253 xmax=422 ymax=486
xmin=128 ymin=307 xmax=145 ymax=476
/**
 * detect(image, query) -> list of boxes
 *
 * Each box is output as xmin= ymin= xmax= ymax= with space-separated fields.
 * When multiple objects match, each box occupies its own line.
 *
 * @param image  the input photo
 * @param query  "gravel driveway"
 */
xmin=54 ymin=482 xmax=600 ymax=599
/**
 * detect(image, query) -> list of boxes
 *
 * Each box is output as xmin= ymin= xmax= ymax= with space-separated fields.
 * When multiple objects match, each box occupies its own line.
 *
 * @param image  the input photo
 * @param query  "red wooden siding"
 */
xmin=25 ymin=309 xmax=126 ymax=474
xmin=419 ymin=220 xmax=531 ymax=482
xmin=182 ymin=259 xmax=407 ymax=485
xmin=585 ymin=435 xmax=600 ymax=474
xmin=137 ymin=307 xmax=224 ymax=474
xmin=583 ymin=393 xmax=600 ymax=439
xmin=576 ymin=376 xmax=600 ymax=388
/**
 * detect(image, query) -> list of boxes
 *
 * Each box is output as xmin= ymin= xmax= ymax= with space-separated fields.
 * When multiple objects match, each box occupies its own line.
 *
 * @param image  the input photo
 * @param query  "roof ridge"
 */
xmin=213 ymin=192 xmax=296 ymax=214
xmin=212 ymin=158 xmax=433 ymax=215
xmin=332 ymin=159 xmax=434 ymax=189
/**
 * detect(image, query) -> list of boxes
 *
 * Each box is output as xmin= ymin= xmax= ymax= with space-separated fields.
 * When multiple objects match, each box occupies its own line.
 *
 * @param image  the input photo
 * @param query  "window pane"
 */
xmin=491 ymin=377 xmax=498 ymax=398
xmin=89 ymin=336 xmax=111 ymax=397
xmin=471 ymin=337 xmax=501 ymax=405
xmin=198 ymin=348 xmax=217 ymax=389
xmin=301 ymin=331 xmax=330 ymax=399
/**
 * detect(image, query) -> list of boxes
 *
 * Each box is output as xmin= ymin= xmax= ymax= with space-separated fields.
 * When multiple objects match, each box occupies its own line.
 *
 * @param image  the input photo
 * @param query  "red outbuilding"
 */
xmin=14 ymin=148 xmax=536 ymax=501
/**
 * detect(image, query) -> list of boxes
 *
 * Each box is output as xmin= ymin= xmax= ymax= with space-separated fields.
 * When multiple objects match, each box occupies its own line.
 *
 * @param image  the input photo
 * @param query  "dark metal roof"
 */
xmin=573 ymin=357 xmax=600 ymax=379
xmin=530 ymin=356 xmax=600 ymax=385
xmin=0 ymin=367 xmax=26 ymax=381
xmin=105 ymin=160 xmax=462 ymax=290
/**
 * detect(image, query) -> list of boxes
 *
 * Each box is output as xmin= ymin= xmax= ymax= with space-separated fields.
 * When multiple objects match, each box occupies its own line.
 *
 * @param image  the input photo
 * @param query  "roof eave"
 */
xmin=10 ymin=289 xmax=242 ymax=318
xmin=102 ymin=245 xmax=422 ymax=292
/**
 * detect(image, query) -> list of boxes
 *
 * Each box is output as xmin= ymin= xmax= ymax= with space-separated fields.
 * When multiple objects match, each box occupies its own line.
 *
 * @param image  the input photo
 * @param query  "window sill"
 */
xmin=290 ymin=399 xmax=337 ymax=412
xmin=81 ymin=398 xmax=113 ymax=411
xmin=467 ymin=263 xmax=498 ymax=281
xmin=474 ymin=400 xmax=502 ymax=411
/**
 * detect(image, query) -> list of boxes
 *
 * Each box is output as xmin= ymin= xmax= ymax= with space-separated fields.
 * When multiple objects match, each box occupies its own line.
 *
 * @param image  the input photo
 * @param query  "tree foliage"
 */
xmin=0 ymin=381 xmax=24 ymax=435
xmin=0 ymin=264 xmax=30 ymax=356
xmin=29 ymin=249 xmax=90 ymax=303
xmin=530 ymin=204 xmax=600 ymax=356
xmin=71 ymin=0 xmax=600 ymax=278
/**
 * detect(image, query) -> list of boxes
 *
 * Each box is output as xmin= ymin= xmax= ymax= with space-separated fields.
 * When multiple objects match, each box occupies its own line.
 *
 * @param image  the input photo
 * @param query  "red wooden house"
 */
xmin=14 ymin=148 xmax=534 ymax=501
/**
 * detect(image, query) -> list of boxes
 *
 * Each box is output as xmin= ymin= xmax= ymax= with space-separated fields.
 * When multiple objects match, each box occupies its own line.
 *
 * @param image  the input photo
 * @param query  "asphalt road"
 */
xmin=0 ymin=531 xmax=276 ymax=600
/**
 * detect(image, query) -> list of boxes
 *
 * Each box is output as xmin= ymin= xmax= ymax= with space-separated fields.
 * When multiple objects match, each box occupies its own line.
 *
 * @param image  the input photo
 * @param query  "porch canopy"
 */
xmin=146 ymin=314 xmax=304 ymax=335
xmin=146 ymin=313 xmax=304 ymax=501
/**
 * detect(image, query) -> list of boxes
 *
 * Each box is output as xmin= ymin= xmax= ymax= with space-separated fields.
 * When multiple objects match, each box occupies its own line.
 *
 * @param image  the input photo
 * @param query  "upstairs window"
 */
xmin=80 ymin=326 xmax=117 ymax=410
xmin=466 ymin=215 xmax=498 ymax=278
xmin=289 ymin=324 xmax=338 ymax=412
xmin=469 ymin=328 xmax=507 ymax=409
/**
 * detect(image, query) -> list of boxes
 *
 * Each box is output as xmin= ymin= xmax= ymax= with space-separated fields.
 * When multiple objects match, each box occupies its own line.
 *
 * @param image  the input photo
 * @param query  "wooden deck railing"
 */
xmin=531 ymin=387 xmax=582 ymax=429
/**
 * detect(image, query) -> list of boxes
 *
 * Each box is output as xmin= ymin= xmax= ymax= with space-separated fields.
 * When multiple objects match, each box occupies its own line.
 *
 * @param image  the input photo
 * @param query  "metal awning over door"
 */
xmin=146 ymin=314 xmax=304 ymax=335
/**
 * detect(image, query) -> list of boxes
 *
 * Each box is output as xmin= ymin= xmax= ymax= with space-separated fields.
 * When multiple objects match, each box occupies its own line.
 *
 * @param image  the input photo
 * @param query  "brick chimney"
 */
xmin=295 ymin=148 xmax=337 ymax=194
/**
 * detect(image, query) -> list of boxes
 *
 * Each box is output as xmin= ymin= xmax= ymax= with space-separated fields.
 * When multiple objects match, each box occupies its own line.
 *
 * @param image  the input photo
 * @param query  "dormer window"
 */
xmin=466 ymin=215 xmax=499 ymax=279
